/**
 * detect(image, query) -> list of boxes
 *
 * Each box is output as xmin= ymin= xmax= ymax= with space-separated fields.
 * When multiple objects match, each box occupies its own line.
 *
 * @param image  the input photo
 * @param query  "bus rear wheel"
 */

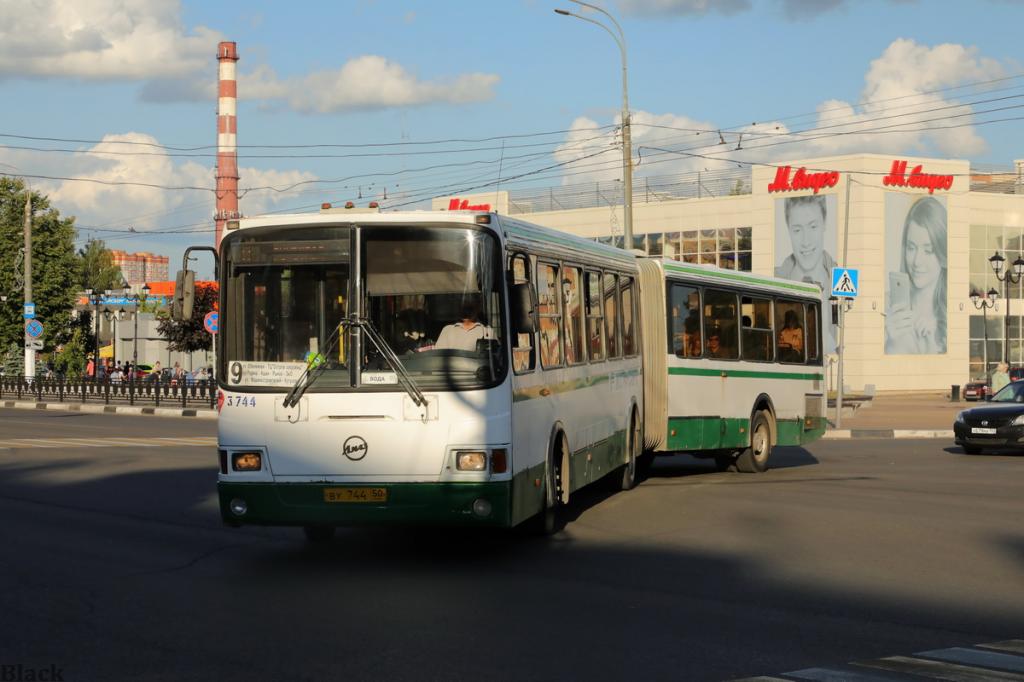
xmin=735 ymin=411 xmax=772 ymax=474
xmin=618 ymin=411 xmax=641 ymax=490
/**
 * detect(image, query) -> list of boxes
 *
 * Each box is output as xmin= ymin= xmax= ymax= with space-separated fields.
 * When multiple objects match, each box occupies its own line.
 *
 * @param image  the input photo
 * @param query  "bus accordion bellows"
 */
xmin=179 ymin=208 xmax=825 ymax=539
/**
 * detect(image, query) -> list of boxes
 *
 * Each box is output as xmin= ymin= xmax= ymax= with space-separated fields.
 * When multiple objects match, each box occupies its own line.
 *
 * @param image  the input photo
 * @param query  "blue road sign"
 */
xmin=25 ymin=319 xmax=44 ymax=338
xmin=831 ymin=267 xmax=859 ymax=298
xmin=204 ymin=311 xmax=219 ymax=334
xmin=23 ymin=302 xmax=35 ymax=319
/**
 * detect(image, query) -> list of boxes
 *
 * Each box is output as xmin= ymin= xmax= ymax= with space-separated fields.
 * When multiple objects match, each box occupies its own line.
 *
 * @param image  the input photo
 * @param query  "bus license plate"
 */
xmin=324 ymin=487 xmax=388 ymax=503
xmin=971 ymin=427 xmax=997 ymax=435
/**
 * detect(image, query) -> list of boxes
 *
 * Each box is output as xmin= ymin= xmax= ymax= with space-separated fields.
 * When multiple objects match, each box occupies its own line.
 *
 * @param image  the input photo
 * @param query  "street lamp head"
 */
xmin=122 ymin=284 xmax=130 ymax=297
xmin=142 ymin=284 xmax=151 ymax=297
xmin=989 ymin=287 xmax=1000 ymax=301
xmin=1012 ymin=256 xmax=1024 ymax=278
xmin=970 ymin=290 xmax=981 ymax=306
xmin=990 ymin=251 xmax=1006 ymax=276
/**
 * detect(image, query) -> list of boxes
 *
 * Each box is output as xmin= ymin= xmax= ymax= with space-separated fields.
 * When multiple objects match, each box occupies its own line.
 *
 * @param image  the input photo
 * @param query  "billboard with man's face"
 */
xmin=774 ymin=194 xmax=838 ymax=354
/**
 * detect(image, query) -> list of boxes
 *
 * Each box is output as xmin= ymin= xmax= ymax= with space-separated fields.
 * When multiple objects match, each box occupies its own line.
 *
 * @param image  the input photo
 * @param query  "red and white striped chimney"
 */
xmin=215 ymin=41 xmax=240 ymax=248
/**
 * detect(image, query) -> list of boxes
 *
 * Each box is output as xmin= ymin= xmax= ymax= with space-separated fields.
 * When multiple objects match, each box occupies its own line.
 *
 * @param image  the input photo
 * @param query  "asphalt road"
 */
xmin=0 ymin=408 xmax=1021 ymax=681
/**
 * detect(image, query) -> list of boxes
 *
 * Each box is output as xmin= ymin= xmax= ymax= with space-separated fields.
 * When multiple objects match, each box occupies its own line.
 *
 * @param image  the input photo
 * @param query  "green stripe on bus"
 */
xmin=662 ymin=262 xmax=820 ymax=294
xmin=668 ymin=366 xmax=824 ymax=381
xmin=666 ymin=416 xmax=825 ymax=451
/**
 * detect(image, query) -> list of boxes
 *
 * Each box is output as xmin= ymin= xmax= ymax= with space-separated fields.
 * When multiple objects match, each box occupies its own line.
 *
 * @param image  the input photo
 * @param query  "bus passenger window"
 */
xmin=563 ymin=266 xmax=584 ymax=365
xmin=537 ymin=262 xmax=563 ymax=368
xmin=669 ymin=284 xmax=701 ymax=358
xmin=806 ymin=303 xmax=820 ymax=363
xmin=703 ymin=289 xmax=739 ymax=359
xmin=585 ymin=271 xmax=605 ymax=361
xmin=776 ymin=300 xmax=806 ymax=363
xmin=603 ymin=273 xmax=620 ymax=359
xmin=740 ymin=296 xmax=774 ymax=362
xmin=621 ymin=277 xmax=637 ymax=357
xmin=510 ymin=255 xmax=535 ymax=373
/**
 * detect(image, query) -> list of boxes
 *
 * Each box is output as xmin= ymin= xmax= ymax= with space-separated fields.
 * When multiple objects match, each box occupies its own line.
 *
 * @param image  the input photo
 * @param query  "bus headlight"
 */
xmin=232 ymin=452 xmax=262 ymax=471
xmin=456 ymin=451 xmax=487 ymax=471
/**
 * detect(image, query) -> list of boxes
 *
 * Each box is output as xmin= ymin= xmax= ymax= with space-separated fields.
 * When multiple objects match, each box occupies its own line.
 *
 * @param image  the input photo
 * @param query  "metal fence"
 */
xmin=0 ymin=375 xmax=217 ymax=410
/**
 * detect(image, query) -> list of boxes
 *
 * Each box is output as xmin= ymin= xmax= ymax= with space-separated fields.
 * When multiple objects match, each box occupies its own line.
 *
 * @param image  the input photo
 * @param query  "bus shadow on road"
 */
xmin=642 ymin=446 xmax=819 ymax=481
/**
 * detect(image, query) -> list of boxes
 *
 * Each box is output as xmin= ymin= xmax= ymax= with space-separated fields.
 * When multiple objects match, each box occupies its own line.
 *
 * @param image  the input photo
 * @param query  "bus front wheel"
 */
xmin=735 ymin=411 xmax=772 ymax=474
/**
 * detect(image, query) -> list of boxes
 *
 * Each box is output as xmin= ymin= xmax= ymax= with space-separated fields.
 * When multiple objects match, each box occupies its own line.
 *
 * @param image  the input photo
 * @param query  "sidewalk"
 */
xmin=1 ymin=399 xmax=216 ymax=420
xmin=823 ymin=391 xmax=963 ymax=439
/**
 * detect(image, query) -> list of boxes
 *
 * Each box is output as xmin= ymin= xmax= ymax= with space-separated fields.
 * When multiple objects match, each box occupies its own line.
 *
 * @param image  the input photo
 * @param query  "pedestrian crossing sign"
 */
xmin=831 ymin=267 xmax=859 ymax=298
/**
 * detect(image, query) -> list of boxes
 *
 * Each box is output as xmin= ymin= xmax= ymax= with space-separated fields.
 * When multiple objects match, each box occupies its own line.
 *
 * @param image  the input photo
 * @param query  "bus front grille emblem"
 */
xmin=343 ymin=436 xmax=368 ymax=461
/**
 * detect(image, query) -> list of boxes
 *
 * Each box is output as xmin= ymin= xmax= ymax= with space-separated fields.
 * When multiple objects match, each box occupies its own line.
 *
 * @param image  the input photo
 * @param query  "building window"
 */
xmin=595 ymin=228 xmax=751 ymax=270
xmin=970 ymin=225 xmax=1024 ymax=299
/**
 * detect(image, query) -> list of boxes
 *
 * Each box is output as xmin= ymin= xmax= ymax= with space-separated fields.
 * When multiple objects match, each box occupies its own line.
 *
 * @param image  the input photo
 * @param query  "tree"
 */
xmin=79 ymin=238 xmax=124 ymax=293
xmin=0 ymin=177 xmax=81 ymax=355
xmin=156 ymin=283 xmax=217 ymax=353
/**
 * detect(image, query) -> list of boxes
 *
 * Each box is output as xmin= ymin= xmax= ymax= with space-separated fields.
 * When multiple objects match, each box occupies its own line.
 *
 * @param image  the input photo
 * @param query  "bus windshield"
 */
xmin=222 ymin=223 xmax=507 ymax=392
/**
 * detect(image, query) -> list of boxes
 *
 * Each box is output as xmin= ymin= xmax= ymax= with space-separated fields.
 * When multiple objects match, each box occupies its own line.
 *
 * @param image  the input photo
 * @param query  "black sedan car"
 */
xmin=954 ymin=381 xmax=1024 ymax=454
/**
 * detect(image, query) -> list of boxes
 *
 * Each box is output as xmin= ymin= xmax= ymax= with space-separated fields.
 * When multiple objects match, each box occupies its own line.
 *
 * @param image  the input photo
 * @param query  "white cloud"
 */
xmin=616 ymin=0 xmax=752 ymax=16
xmin=557 ymin=38 xmax=1008 ymax=186
xmin=0 ymin=0 xmax=223 ymax=79
xmin=237 ymin=56 xmax=500 ymax=114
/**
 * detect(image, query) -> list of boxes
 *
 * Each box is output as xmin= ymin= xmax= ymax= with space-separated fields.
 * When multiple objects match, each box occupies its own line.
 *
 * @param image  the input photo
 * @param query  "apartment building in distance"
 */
xmin=110 ymin=250 xmax=169 ymax=286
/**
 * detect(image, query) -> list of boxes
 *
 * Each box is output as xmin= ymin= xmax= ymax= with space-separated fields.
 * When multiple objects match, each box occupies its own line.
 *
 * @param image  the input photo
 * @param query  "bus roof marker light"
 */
xmin=475 ymin=215 xmax=492 ymax=225
xmin=321 ymin=202 xmax=332 ymax=210
xmin=344 ymin=201 xmax=355 ymax=209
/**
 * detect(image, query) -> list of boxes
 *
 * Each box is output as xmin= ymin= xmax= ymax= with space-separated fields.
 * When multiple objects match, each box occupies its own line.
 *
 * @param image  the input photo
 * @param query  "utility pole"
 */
xmin=835 ymin=177 xmax=852 ymax=429
xmin=23 ymin=191 xmax=34 ymax=381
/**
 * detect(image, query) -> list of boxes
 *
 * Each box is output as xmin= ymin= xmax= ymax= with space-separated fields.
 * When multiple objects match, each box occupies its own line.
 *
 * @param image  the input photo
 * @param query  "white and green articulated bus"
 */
xmin=199 ymin=207 xmax=643 ymax=538
xmin=635 ymin=258 xmax=827 ymax=473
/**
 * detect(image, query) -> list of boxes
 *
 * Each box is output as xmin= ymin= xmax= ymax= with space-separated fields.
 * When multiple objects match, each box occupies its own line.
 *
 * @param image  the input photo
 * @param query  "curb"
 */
xmin=1 ymin=400 xmax=217 ymax=420
xmin=823 ymin=429 xmax=953 ymax=440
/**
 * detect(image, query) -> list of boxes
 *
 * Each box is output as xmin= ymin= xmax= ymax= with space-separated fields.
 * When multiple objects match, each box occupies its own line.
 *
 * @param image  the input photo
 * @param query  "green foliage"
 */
xmin=156 ymin=283 xmax=217 ymax=353
xmin=52 ymin=325 xmax=88 ymax=377
xmin=0 ymin=177 xmax=82 ymax=354
xmin=79 ymin=238 xmax=124 ymax=293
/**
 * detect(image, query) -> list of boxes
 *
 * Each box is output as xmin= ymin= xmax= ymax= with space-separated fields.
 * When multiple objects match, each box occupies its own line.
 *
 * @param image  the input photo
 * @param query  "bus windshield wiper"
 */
xmin=358 ymin=317 xmax=427 ymax=408
xmin=282 ymin=318 xmax=346 ymax=409
xmin=281 ymin=316 xmax=427 ymax=409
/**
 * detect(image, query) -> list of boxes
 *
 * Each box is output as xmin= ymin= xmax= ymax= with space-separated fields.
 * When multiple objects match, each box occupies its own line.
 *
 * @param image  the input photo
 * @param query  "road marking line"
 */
xmin=854 ymin=655 xmax=1024 ymax=681
xmin=918 ymin=648 xmax=1024 ymax=673
xmin=980 ymin=642 xmax=1024 ymax=655
xmin=0 ymin=436 xmax=218 ymax=449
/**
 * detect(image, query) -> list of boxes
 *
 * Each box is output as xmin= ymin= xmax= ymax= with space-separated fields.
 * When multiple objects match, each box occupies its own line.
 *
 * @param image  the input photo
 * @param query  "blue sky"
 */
xmin=0 ymin=0 xmax=1021 ymax=278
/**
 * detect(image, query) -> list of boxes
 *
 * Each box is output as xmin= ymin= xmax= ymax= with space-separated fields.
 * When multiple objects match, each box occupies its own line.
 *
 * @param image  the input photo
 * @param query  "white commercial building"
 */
xmin=434 ymin=153 xmax=1024 ymax=393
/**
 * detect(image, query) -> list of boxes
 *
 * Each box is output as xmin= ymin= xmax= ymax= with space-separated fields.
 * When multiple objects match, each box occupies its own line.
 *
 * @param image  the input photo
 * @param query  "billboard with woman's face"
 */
xmin=775 ymin=194 xmax=838 ymax=353
xmin=884 ymin=194 xmax=948 ymax=355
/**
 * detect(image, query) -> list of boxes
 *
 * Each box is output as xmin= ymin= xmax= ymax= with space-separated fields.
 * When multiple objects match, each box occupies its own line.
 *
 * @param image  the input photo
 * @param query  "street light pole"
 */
xmin=971 ymin=288 xmax=999 ymax=382
xmin=988 ymin=251 xmax=1024 ymax=365
xmin=131 ymin=284 xmax=150 ymax=383
xmin=555 ymin=1 xmax=633 ymax=248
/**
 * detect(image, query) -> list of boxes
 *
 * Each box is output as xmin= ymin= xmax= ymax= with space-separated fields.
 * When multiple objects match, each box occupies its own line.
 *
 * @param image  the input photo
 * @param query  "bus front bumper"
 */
xmin=218 ymin=481 xmax=512 ymax=528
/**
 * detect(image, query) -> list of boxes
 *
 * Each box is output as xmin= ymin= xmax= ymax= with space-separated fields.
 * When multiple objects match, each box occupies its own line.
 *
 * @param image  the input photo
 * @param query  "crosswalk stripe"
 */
xmin=854 ymin=655 xmax=1024 ymax=681
xmin=919 ymin=647 xmax=1024 ymax=673
xmin=981 ymin=641 xmax=1024 ymax=655
xmin=786 ymin=667 xmax=898 ymax=681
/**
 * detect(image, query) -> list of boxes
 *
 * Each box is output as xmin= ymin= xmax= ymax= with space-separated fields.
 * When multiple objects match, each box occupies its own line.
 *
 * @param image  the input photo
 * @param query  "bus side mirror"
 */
xmin=511 ymin=282 xmax=536 ymax=335
xmin=172 ymin=270 xmax=195 ymax=321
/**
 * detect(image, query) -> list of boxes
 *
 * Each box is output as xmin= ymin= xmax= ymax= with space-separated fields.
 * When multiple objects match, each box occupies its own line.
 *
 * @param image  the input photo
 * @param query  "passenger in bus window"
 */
xmin=778 ymin=309 xmax=804 ymax=362
xmin=706 ymin=328 xmax=724 ymax=358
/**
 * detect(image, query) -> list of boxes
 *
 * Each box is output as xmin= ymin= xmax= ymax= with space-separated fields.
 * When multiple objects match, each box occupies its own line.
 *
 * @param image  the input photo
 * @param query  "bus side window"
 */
xmin=537 ymin=262 xmax=563 ymax=368
xmin=603 ymin=273 xmax=621 ymax=359
xmin=621 ymin=277 xmax=638 ymax=357
xmin=776 ymin=300 xmax=806 ymax=364
xmin=806 ymin=302 xmax=820 ymax=364
xmin=510 ymin=254 xmax=535 ymax=373
xmin=563 ymin=266 xmax=585 ymax=365
xmin=703 ymin=288 xmax=739 ymax=360
xmin=585 ymin=270 xmax=605 ymax=362
xmin=669 ymin=283 xmax=701 ymax=358
xmin=740 ymin=295 xmax=774 ymax=362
